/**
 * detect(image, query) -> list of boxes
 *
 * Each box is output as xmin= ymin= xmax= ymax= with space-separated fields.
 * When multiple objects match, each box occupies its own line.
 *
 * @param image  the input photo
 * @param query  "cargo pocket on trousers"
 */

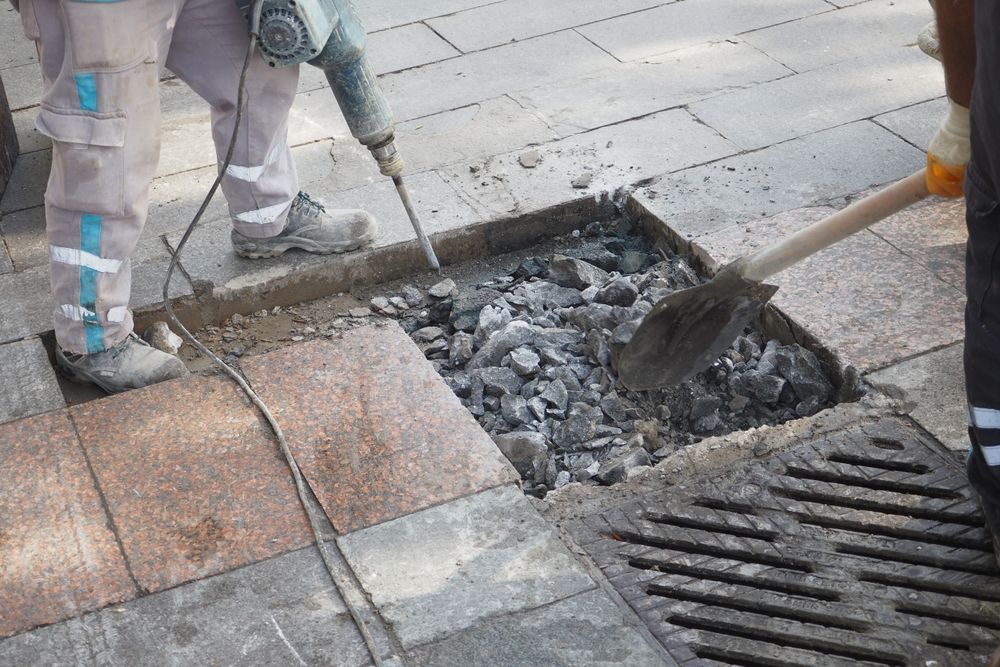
xmin=61 ymin=0 xmax=148 ymax=71
xmin=36 ymin=106 xmax=127 ymax=216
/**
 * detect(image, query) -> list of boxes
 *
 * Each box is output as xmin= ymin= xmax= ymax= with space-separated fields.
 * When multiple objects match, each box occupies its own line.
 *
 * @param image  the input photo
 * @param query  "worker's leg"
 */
xmin=963 ymin=165 xmax=1000 ymax=546
xmin=164 ymin=0 xmax=299 ymax=240
xmin=24 ymin=0 xmax=170 ymax=354
xmin=164 ymin=1 xmax=376 ymax=257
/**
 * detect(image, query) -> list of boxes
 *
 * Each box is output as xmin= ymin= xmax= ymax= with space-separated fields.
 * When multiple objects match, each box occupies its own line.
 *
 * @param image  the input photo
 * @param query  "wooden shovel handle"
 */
xmin=737 ymin=169 xmax=930 ymax=283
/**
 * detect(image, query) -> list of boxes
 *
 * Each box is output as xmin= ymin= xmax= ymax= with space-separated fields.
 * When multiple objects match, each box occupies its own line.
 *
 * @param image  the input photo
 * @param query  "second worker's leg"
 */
xmin=165 ymin=0 xmax=376 ymax=259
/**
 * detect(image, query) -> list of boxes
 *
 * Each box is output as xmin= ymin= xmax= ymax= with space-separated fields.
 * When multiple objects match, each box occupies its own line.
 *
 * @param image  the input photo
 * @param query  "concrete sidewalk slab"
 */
xmin=338 ymin=485 xmax=596 ymax=649
xmin=868 ymin=343 xmax=967 ymax=452
xmin=742 ymin=0 xmax=931 ymax=73
xmin=875 ymin=97 xmax=947 ymax=151
xmin=367 ymin=23 xmax=461 ymax=74
xmin=71 ymin=374 xmax=314 ymax=594
xmin=511 ymin=40 xmax=791 ymax=137
xmin=0 ymin=547 xmax=372 ymax=667
xmin=688 ymin=46 xmax=942 ymax=151
xmin=2 ymin=61 xmax=42 ymax=112
xmin=0 ymin=147 xmax=47 ymax=214
xmin=242 ymin=326 xmax=517 ymax=533
xmin=1 ymin=5 xmax=37 ymax=71
xmin=379 ymin=31 xmax=618 ymax=122
xmin=0 ymin=411 xmax=136 ymax=639
xmin=441 ymin=109 xmax=738 ymax=219
xmin=693 ymin=206 xmax=964 ymax=372
xmin=0 ymin=265 xmax=53 ymax=344
xmin=356 ymin=0 xmax=498 ymax=33
xmin=11 ymin=107 xmax=47 ymax=154
xmin=633 ymin=120 xmax=926 ymax=241
xmin=0 ymin=337 xmax=64 ymax=423
xmin=407 ymin=589 xmax=671 ymax=666
xmin=578 ymin=0 xmax=831 ymax=62
xmin=425 ymin=0 xmax=666 ymax=53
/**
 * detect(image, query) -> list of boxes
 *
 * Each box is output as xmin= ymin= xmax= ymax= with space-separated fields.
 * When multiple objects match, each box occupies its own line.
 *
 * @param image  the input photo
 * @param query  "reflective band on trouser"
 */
xmin=971 ymin=406 xmax=1000 ymax=430
xmin=981 ymin=445 xmax=1000 ymax=466
xmin=80 ymin=213 xmax=104 ymax=353
xmin=225 ymin=139 xmax=285 ymax=183
xmin=234 ymin=199 xmax=293 ymax=225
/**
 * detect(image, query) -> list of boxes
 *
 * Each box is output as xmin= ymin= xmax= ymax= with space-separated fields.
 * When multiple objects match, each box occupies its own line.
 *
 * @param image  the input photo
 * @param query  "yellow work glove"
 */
xmin=927 ymin=100 xmax=971 ymax=198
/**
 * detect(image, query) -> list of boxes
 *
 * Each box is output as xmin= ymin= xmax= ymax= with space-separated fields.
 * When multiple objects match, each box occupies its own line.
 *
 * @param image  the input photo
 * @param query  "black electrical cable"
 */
xmin=161 ymin=3 xmax=386 ymax=665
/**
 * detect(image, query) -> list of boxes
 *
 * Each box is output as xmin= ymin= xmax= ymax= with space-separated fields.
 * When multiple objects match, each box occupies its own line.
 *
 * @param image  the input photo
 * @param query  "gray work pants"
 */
xmin=15 ymin=0 xmax=299 ymax=354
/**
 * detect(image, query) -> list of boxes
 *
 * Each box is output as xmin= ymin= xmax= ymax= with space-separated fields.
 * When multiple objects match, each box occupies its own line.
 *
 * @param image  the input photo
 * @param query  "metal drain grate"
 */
xmin=573 ymin=418 xmax=1000 ymax=666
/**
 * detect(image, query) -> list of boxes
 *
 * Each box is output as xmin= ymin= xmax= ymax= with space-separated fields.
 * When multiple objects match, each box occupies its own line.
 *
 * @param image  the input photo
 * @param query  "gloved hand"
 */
xmin=927 ymin=99 xmax=971 ymax=198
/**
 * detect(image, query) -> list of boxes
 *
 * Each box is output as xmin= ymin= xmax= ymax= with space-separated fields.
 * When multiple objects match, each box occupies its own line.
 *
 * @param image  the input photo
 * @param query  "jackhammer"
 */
xmin=236 ymin=0 xmax=442 ymax=274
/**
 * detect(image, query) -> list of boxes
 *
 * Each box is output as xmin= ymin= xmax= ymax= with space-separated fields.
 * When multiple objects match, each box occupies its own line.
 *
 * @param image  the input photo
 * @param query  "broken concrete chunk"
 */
xmin=775 ymin=344 xmax=834 ymax=404
xmin=467 ymin=320 xmax=537 ymax=369
xmin=539 ymin=379 xmax=569 ymax=412
xmin=595 ymin=447 xmax=652 ymax=485
xmin=493 ymin=431 xmax=548 ymax=478
xmin=509 ymin=347 xmax=541 ymax=376
xmin=595 ymin=278 xmax=639 ymax=307
xmin=733 ymin=370 xmax=786 ymax=404
xmin=370 ymin=296 xmax=396 ymax=315
xmin=143 ymin=322 xmax=183 ymax=355
xmin=411 ymin=326 xmax=445 ymax=344
xmin=400 ymin=285 xmax=423 ymax=307
xmin=501 ymin=394 xmax=532 ymax=426
xmin=548 ymin=255 xmax=610 ymax=290
xmin=471 ymin=367 xmax=524 ymax=397
xmin=451 ymin=288 xmax=503 ymax=333
xmin=428 ymin=278 xmax=457 ymax=299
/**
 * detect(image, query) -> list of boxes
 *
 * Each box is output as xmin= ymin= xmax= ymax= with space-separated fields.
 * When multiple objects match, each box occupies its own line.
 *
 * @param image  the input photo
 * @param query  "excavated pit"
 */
xmin=369 ymin=218 xmax=860 ymax=497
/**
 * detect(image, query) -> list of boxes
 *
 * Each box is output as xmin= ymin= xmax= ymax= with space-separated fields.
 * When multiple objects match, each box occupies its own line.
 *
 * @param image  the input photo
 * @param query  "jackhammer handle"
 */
xmin=737 ymin=169 xmax=930 ymax=283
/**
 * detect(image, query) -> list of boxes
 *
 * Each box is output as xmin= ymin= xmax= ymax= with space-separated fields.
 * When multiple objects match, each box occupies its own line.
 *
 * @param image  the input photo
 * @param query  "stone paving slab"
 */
xmin=11 ymin=107 xmax=47 ymax=154
xmin=632 ymin=120 xmax=926 ymax=241
xmin=242 ymin=325 xmax=517 ymax=533
xmin=0 ymin=336 xmax=64 ymax=423
xmin=0 ymin=411 xmax=136 ymax=639
xmin=379 ymin=31 xmax=618 ymax=123
xmin=742 ymin=0 xmax=931 ymax=73
xmin=692 ymin=205 xmax=964 ymax=372
xmin=868 ymin=343 xmax=967 ymax=452
xmin=688 ymin=46 xmax=942 ymax=151
xmin=425 ymin=0 xmax=666 ymax=53
xmin=577 ymin=0 xmax=831 ymax=62
xmin=869 ymin=195 xmax=966 ymax=291
xmin=511 ymin=40 xmax=791 ymax=137
xmin=70 ymin=374 xmax=314 ymax=594
xmin=338 ymin=485 xmax=596 ymax=649
xmin=0 ymin=547 xmax=372 ymax=667
xmin=875 ymin=97 xmax=948 ymax=152
xmin=0 ymin=146 xmax=47 ymax=213
xmin=0 ymin=235 xmax=11 ymax=274
xmin=406 ymin=589 xmax=672 ymax=667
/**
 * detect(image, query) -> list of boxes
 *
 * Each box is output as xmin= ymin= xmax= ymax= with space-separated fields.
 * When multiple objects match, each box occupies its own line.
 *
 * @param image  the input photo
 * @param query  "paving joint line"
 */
xmin=64 ymin=410 xmax=145 ymax=597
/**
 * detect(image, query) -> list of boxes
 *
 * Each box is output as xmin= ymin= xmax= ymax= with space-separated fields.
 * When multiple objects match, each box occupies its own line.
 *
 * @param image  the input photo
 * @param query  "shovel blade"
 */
xmin=618 ymin=274 xmax=779 ymax=391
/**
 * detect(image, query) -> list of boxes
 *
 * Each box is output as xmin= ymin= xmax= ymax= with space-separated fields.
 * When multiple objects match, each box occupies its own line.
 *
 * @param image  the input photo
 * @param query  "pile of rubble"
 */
xmin=375 ymin=222 xmax=840 ymax=497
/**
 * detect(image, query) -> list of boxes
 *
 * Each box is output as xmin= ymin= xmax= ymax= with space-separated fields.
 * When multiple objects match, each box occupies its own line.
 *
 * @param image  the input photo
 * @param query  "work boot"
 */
xmin=231 ymin=191 xmax=377 ymax=259
xmin=56 ymin=333 xmax=188 ymax=394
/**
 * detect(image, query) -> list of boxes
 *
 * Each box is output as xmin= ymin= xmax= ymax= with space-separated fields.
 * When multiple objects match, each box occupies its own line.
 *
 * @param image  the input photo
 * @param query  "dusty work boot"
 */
xmin=56 ymin=333 xmax=188 ymax=394
xmin=231 ymin=191 xmax=377 ymax=259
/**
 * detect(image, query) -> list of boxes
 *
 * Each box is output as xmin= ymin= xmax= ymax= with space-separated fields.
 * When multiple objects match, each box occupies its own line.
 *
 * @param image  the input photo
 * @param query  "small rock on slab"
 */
xmin=571 ymin=172 xmax=594 ymax=189
xmin=518 ymin=149 xmax=540 ymax=168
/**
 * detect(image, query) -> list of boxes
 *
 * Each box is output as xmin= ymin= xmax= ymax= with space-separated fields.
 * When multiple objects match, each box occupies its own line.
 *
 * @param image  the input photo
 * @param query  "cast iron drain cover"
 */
xmin=572 ymin=418 xmax=1000 ymax=665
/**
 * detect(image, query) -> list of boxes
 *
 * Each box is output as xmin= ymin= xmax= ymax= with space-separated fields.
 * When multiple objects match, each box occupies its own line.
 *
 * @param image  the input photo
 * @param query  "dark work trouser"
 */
xmin=963 ymin=163 xmax=1000 ymax=516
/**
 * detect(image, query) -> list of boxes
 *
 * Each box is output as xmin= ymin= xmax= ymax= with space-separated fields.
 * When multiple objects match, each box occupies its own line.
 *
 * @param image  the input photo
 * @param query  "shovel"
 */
xmin=618 ymin=169 xmax=930 ymax=391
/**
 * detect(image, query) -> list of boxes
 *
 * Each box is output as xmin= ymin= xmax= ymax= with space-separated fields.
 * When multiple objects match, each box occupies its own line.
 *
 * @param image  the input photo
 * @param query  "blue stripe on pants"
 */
xmin=80 ymin=213 xmax=104 ymax=353
xmin=74 ymin=73 xmax=97 ymax=112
